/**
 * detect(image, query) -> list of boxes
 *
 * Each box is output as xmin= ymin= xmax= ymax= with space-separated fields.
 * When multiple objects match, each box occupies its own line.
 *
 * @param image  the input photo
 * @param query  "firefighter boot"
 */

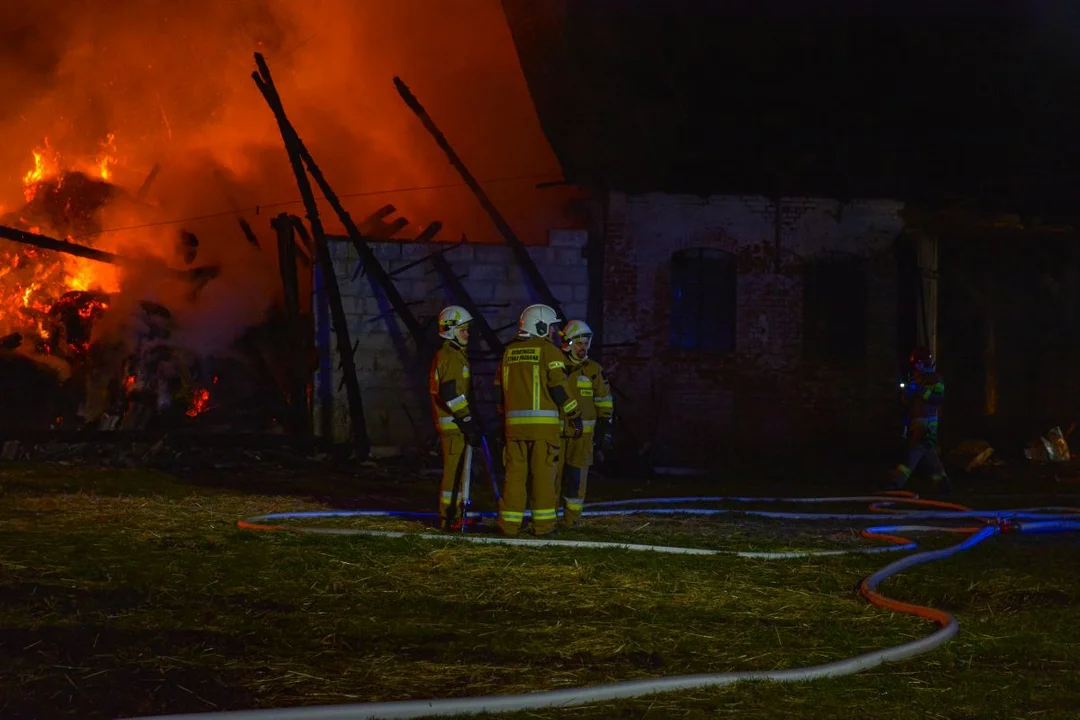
xmin=438 ymin=434 xmax=467 ymax=527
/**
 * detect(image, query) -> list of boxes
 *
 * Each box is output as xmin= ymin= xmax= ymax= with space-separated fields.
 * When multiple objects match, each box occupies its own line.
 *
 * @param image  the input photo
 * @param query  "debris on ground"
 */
xmin=949 ymin=439 xmax=997 ymax=472
xmin=0 ymin=433 xmax=439 ymax=481
xmin=1024 ymin=425 xmax=1072 ymax=463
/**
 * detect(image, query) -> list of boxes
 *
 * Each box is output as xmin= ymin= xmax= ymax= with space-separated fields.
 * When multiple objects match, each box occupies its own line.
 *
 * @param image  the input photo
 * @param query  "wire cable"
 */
xmin=69 ymin=172 xmax=560 ymax=239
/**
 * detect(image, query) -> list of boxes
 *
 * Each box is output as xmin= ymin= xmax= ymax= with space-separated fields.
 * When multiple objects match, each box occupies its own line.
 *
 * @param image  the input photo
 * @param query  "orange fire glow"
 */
xmin=0 ymin=0 xmax=571 ymax=350
xmin=78 ymin=298 xmax=109 ymax=319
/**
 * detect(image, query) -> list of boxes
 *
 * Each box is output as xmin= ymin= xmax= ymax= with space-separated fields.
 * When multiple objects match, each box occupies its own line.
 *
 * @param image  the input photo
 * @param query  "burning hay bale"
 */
xmin=44 ymin=290 xmax=111 ymax=358
xmin=15 ymin=170 xmax=122 ymax=238
xmin=0 ymin=133 xmax=312 ymax=440
xmin=0 ymin=170 xmax=125 ymax=341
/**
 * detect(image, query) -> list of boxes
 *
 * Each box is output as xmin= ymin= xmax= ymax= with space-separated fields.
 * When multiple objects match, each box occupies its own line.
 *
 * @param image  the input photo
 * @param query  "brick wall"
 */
xmin=314 ymin=231 xmax=589 ymax=449
xmin=602 ymin=192 xmax=905 ymax=468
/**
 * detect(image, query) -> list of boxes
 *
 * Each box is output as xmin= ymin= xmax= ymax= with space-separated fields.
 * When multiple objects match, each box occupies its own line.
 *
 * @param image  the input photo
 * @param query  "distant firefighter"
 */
xmin=555 ymin=319 xmax=614 ymax=528
xmin=494 ymin=304 xmax=581 ymax=537
xmin=888 ymin=347 xmax=950 ymax=493
xmin=429 ymin=305 xmax=482 ymax=530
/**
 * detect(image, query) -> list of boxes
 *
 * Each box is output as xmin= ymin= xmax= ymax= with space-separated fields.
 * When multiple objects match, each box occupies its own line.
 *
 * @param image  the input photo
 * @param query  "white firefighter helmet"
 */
xmin=518 ymin=303 xmax=561 ymax=338
xmin=438 ymin=305 xmax=473 ymax=342
xmin=561 ymin=319 xmax=594 ymax=354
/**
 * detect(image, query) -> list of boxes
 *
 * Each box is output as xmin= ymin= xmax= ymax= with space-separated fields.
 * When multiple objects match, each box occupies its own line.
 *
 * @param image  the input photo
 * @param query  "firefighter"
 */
xmin=494 ymin=304 xmax=582 ymax=536
xmin=888 ymin=347 xmax=950 ymax=492
xmin=555 ymin=319 xmax=614 ymax=528
xmin=430 ymin=305 xmax=483 ymax=529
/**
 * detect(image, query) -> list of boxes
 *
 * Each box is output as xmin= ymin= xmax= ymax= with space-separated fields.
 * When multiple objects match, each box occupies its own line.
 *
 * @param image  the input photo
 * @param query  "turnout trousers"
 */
xmin=889 ymin=442 xmax=948 ymax=491
xmin=555 ymin=434 xmax=593 ymax=527
xmin=438 ymin=433 xmax=472 ymax=524
xmin=499 ymin=439 xmax=559 ymax=536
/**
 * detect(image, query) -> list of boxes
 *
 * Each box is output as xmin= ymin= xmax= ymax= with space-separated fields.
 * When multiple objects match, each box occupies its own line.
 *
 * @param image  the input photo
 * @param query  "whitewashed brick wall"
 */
xmin=314 ymin=231 xmax=589 ymax=448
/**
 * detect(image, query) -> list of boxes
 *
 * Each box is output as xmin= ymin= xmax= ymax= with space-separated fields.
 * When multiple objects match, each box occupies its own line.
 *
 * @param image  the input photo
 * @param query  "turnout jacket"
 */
xmin=564 ymin=358 xmax=613 ymax=435
xmin=430 ymin=340 xmax=471 ymax=435
xmin=495 ymin=335 xmax=579 ymax=441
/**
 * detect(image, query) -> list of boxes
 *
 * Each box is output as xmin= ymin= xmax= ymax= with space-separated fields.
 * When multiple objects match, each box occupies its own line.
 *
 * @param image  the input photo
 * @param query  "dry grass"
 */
xmin=1 ymin=463 xmax=1078 ymax=719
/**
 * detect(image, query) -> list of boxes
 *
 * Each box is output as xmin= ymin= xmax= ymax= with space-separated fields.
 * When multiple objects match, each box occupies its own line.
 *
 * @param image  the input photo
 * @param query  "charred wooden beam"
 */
xmin=238 ymin=218 xmax=262 ymax=250
xmin=314 ymin=260 xmax=334 ymax=441
xmin=379 ymin=236 xmax=462 ymax=280
xmin=393 ymin=76 xmax=565 ymax=319
xmin=178 ymin=230 xmax=199 ymax=265
xmin=0 ymin=225 xmax=220 ymax=285
xmin=213 ymin=168 xmax=263 ymax=251
xmin=414 ymin=221 xmax=443 ymax=244
xmin=252 ymin=58 xmax=370 ymax=460
xmin=383 ymin=217 xmax=409 ymax=237
xmin=430 ymin=252 xmax=504 ymax=355
xmin=359 ymin=204 xmax=403 ymax=238
xmin=255 ymin=54 xmax=429 ymax=353
xmin=289 ymin=216 xmax=314 ymax=256
xmin=272 ymin=213 xmax=312 ymax=437
xmin=339 ymin=224 xmax=446 ymax=281
xmin=136 ymin=163 xmax=162 ymax=201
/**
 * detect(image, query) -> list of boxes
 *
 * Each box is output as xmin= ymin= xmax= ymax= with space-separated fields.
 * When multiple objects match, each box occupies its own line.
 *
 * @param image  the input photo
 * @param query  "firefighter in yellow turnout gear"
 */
xmin=429 ymin=305 xmax=483 ymax=529
xmin=494 ymin=304 xmax=582 ymax=536
xmin=555 ymin=320 xmax=613 ymax=528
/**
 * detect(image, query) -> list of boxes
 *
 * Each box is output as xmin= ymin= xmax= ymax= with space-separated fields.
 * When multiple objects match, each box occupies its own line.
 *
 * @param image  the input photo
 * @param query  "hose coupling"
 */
xmin=994 ymin=517 xmax=1017 ymax=533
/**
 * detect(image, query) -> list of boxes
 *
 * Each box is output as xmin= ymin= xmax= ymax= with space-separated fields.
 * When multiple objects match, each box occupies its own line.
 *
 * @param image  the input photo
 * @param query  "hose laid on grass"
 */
xmin=123 ymin=496 xmax=1080 ymax=720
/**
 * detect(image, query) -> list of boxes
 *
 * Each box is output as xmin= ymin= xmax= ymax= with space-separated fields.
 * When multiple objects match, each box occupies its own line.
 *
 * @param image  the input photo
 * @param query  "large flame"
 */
xmin=21 ymin=139 xmax=61 ymax=203
xmin=1 ymin=137 xmax=122 ymax=340
xmin=97 ymin=133 xmax=117 ymax=183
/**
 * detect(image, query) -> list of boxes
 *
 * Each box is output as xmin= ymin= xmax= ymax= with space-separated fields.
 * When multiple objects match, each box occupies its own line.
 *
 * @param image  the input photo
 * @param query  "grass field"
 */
xmin=1 ymin=462 xmax=1079 ymax=719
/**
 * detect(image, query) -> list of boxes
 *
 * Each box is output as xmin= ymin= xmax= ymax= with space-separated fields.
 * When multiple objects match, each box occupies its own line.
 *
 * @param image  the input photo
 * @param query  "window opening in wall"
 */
xmin=802 ymin=254 xmax=868 ymax=360
xmin=669 ymin=247 xmax=736 ymax=352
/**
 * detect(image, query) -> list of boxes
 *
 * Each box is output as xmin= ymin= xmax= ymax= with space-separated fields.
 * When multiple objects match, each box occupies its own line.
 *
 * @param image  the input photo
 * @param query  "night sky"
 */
xmin=505 ymin=0 xmax=1080 ymax=214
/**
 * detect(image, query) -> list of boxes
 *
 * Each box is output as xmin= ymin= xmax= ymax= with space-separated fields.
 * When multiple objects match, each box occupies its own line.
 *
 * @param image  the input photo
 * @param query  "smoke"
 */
xmin=0 ymin=0 xmax=571 ymax=356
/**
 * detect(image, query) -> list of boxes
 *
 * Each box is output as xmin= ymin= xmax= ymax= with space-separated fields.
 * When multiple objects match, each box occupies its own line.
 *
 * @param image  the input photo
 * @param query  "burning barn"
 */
xmin=0 ymin=0 xmax=580 ymax=454
xmin=0 ymin=140 xmax=302 ymax=434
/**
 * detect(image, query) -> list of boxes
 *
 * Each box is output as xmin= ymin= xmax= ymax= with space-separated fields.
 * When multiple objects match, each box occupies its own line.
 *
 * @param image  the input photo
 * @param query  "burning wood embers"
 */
xmin=0 ymin=271 xmax=264 ymax=435
xmin=0 ymin=149 xmax=298 ymax=439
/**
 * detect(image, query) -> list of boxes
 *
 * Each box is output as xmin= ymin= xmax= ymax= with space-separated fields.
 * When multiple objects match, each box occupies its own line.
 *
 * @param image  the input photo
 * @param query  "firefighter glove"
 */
xmin=566 ymin=416 xmax=584 ymax=439
xmin=455 ymin=415 xmax=484 ymax=447
xmin=596 ymin=418 xmax=614 ymax=450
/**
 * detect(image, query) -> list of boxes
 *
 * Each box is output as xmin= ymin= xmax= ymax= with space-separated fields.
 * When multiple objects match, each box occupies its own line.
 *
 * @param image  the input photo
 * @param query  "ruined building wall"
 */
xmin=314 ymin=232 xmax=589 ymax=450
xmin=602 ymin=192 xmax=905 ymax=469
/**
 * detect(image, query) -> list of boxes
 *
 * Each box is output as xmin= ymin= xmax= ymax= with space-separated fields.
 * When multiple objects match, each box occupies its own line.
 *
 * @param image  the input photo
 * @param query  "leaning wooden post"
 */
xmin=252 ymin=57 xmax=430 ymax=354
xmin=392 ymin=77 xmax=565 ymax=320
xmin=252 ymin=61 xmax=370 ymax=460
xmin=272 ymin=213 xmax=312 ymax=437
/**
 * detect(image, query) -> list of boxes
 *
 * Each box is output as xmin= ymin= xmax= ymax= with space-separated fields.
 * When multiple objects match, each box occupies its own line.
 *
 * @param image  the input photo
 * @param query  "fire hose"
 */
xmin=124 ymin=495 xmax=1080 ymax=720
